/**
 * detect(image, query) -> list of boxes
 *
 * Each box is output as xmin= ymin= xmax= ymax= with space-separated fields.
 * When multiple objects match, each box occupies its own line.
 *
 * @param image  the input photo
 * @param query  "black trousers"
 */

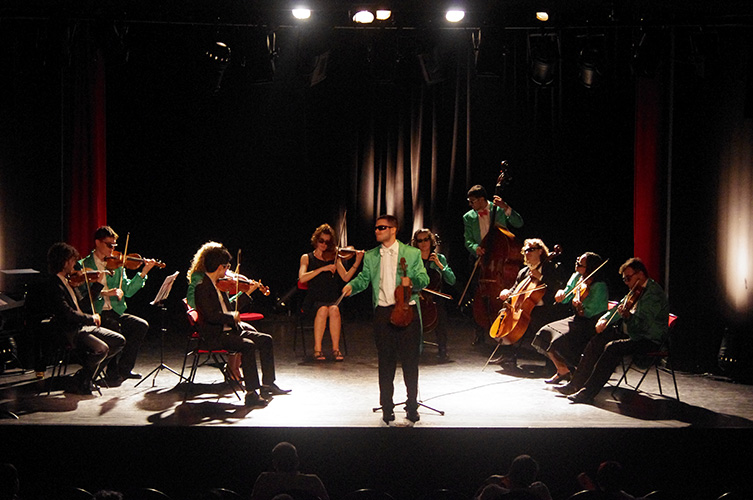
xmin=571 ymin=326 xmax=659 ymax=398
xmin=100 ymin=310 xmax=149 ymax=377
xmin=70 ymin=325 xmax=126 ymax=382
xmin=374 ymin=305 xmax=421 ymax=412
xmin=215 ymin=323 xmax=276 ymax=392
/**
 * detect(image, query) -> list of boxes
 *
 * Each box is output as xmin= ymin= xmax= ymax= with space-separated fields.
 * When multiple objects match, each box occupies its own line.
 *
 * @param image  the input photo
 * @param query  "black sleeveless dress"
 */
xmin=301 ymin=252 xmax=342 ymax=317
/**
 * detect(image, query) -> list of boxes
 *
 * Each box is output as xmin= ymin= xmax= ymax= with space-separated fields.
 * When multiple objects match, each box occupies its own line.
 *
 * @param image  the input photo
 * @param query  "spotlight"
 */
xmin=445 ymin=10 xmax=465 ymax=23
xmin=536 ymin=11 xmax=549 ymax=22
xmin=292 ymin=8 xmax=311 ymax=20
xmin=578 ymin=37 xmax=605 ymax=88
xmin=529 ymin=34 xmax=558 ymax=86
xmin=376 ymin=10 xmax=392 ymax=20
xmin=204 ymin=41 xmax=231 ymax=93
xmin=353 ymin=10 xmax=375 ymax=23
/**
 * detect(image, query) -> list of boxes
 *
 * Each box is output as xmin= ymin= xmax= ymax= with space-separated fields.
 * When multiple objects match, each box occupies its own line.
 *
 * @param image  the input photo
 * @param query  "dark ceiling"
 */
xmin=3 ymin=0 xmax=753 ymax=29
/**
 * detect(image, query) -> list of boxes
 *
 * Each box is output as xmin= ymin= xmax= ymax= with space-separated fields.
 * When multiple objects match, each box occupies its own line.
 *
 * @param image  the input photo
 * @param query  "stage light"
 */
xmin=376 ymin=10 xmax=392 ymax=20
xmin=292 ymin=8 xmax=311 ymax=20
xmin=206 ymin=41 xmax=231 ymax=64
xmin=577 ymin=36 xmax=605 ymax=88
xmin=445 ymin=10 xmax=465 ymax=23
xmin=529 ymin=34 xmax=558 ymax=86
xmin=353 ymin=10 xmax=375 ymax=23
xmin=536 ymin=11 xmax=549 ymax=22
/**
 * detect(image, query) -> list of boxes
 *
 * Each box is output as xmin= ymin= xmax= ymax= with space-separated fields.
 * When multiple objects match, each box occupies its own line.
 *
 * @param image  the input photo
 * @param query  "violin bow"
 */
xmin=234 ymin=249 xmax=242 ymax=313
xmin=601 ymin=280 xmax=642 ymax=327
xmin=117 ymin=232 xmax=130 ymax=293
xmin=82 ymin=268 xmax=97 ymax=318
xmin=562 ymin=258 xmax=610 ymax=300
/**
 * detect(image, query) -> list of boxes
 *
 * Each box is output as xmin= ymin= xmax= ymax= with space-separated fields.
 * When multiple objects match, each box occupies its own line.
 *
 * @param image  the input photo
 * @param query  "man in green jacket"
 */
xmin=557 ymin=257 xmax=669 ymax=404
xmin=79 ymin=226 xmax=158 ymax=384
xmin=343 ymin=214 xmax=430 ymax=424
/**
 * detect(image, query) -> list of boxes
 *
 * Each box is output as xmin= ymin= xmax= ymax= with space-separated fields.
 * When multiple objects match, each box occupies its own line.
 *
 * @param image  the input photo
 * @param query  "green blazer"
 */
xmin=79 ymin=252 xmax=146 ymax=316
xmin=349 ymin=241 xmax=430 ymax=311
xmin=463 ymin=202 xmax=523 ymax=256
xmin=600 ymin=278 xmax=668 ymax=345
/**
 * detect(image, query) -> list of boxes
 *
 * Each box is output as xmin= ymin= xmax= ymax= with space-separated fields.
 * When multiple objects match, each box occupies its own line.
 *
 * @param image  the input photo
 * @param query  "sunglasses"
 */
xmin=622 ymin=273 xmax=636 ymax=283
xmin=317 ymin=238 xmax=332 ymax=244
xmin=523 ymin=247 xmax=541 ymax=253
xmin=375 ymin=225 xmax=394 ymax=231
xmin=416 ymin=237 xmax=431 ymax=243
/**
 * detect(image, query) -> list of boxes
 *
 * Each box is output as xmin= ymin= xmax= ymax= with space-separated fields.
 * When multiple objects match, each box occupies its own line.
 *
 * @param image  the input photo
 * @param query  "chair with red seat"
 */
xmin=181 ymin=299 xmax=243 ymax=400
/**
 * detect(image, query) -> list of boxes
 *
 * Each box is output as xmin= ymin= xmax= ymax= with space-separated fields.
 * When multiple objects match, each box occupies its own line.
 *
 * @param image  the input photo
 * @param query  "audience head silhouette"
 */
xmin=508 ymin=455 xmax=540 ymax=488
xmin=272 ymin=442 xmax=300 ymax=473
xmin=595 ymin=461 xmax=625 ymax=493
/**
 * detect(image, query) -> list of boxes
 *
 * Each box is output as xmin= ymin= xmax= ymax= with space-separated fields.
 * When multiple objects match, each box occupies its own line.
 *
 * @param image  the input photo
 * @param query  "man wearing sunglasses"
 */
xmin=556 ymin=257 xmax=669 ymax=404
xmin=342 ymin=215 xmax=430 ymax=424
xmin=79 ymin=226 xmax=157 ymax=385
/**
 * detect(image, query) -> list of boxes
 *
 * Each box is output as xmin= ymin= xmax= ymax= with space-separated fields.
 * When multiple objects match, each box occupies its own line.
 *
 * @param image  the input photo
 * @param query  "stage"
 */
xmin=1 ymin=314 xmax=752 ymax=500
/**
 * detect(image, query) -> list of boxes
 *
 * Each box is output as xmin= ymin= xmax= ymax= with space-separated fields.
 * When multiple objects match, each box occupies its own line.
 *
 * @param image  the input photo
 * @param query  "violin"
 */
xmin=217 ymin=275 xmax=270 ymax=296
xmin=322 ymin=246 xmax=364 ymax=262
xmin=105 ymin=251 xmax=166 ymax=271
xmin=389 ymin=257 xmax=414 ymax=327
xmin=66 ymin=268 xmax=114 ymax=287
xmin=573 ymin=281 xmax=590 ymax=316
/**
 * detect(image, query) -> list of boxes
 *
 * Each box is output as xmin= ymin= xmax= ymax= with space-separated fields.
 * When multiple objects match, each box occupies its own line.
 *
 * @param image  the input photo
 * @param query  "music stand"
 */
xmin=136 ymin=271 xmax=187 ymax=387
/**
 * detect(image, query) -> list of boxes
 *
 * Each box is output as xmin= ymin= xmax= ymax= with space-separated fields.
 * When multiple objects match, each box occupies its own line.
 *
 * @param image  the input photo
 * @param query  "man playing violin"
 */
xmin=557 ymin=257 xmax=669 ymax=404
xmin=342 ymin=215 xmax=430 ymax=424
xmin=532 ymin=252 xmax=608 ymax=385
xmin=47 ymin=242 xmax=125 ymax=395
xmin=79 ymin=226 xmax=157 ymax=385
xmin=193 ymin=244 xmax=289 ymax=407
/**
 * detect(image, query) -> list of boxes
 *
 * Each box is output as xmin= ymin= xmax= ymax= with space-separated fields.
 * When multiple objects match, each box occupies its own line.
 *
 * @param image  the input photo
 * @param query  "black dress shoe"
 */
xmin=260 ymin=383 xmax=291 ymax=397
xmin=406 ymin=408 xmax=420 ymax=423
xmin=545 ymin=372 xmax=572 ymax=385
xmin=245 ymin=391 xmax=269 ymax=408
xmin=567 ymin=388 xmax=595 ymax=404
xmin=122 ymin=372 xmax=142 ymax=380
xmin=555 ymin=383 xmax=580 ymax=396
xmin=382 ymin=410 xmax=395 ymax=424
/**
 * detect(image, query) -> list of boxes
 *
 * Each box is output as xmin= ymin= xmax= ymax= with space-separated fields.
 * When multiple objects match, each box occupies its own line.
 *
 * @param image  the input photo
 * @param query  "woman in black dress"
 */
xmin=298 ymin=224 xmax=363 ymax=361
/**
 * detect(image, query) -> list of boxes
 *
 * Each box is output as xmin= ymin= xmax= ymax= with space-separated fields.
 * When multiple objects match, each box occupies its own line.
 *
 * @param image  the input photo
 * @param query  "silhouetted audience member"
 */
xmin=475 ymin=455 xmax=552 ymax=500
xmin=251 ymin=442 xmax=329 ymax=500
xmin=0 ymin=463 xmax=20 ymax=500
xmin=93 ymin=491 xmax=123 ymax=500
xmin=577 ymin=461 xmax=639 ymax=500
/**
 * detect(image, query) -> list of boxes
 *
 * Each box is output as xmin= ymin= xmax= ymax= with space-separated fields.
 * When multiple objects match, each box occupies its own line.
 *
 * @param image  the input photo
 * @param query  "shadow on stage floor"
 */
xmin=1 ymin=313 xmax=753 ymax=500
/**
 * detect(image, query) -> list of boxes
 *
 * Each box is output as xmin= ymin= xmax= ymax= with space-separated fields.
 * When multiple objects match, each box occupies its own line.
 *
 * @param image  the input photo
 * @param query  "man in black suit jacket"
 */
xmin=193 ymin=244 xmax=289 ymax=407
xmin=46 ymin=242 xmax=125 ymax=394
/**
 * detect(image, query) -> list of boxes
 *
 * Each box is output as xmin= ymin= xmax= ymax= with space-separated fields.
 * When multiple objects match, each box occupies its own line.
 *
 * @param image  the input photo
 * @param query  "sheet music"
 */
xmin=151 ymin=271 xmax=179 ymax=305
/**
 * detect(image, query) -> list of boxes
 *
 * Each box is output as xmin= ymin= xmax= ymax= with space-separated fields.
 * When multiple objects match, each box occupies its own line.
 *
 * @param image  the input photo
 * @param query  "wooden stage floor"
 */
xmin=1 ymin=313 xmax=753 ymax=500
xmin=1 ymin=313 xmax=751 ymax=428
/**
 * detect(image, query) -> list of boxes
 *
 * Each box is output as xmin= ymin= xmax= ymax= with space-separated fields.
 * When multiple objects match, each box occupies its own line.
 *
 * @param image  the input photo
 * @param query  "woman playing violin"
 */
xmin=495 ymin=239 xmax=564 ymax=359
xmin=298 ymin=224 xmax=363 ymax=361
xmin=531 ymin=252 xmax=608 ymax=384
xmin=411 ymin=229 xmax=456 ymax=362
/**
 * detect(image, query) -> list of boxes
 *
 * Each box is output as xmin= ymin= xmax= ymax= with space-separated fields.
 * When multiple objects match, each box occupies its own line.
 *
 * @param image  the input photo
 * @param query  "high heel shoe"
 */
xmin=333 ymin=350 xmax=344 ymax=362
xmin=545 ymin=372 xmax=571 ymax=385
xmin=313 ymin=350 xmax=326 ymax=361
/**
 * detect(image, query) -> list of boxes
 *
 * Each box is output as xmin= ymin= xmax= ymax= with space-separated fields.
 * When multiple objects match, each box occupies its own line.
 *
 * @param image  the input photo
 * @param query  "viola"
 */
xmin=105 ymin=251 xmax=166 ymax=271
xmin=389 ymin=257 xmax=414 ymax=327
xmin=67 ymin=268 xmax=114 ymax=287
xmin=323 ymin=246 xmax=364 ymax=262
xmin=217 ymin=275 xmax=270 ymax=296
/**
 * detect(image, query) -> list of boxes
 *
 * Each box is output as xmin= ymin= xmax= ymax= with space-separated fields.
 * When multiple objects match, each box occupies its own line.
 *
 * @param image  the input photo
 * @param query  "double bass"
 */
xmin=465 ymin=164 xmax=524 ymax=331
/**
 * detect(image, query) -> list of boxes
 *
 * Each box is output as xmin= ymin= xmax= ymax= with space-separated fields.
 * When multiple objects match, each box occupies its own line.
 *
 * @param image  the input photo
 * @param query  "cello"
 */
xmin=463 ymin=164 xmax=523 ymax=331
xmin=489 ymin=244 xmax=561 ymax=344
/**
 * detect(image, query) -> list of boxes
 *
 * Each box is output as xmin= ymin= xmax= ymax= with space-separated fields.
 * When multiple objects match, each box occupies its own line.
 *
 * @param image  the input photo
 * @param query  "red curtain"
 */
xmin=68 ymin=45 xmax=108 ymax=255
xmin=633 ymin=76 xmax=664 ymax=283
